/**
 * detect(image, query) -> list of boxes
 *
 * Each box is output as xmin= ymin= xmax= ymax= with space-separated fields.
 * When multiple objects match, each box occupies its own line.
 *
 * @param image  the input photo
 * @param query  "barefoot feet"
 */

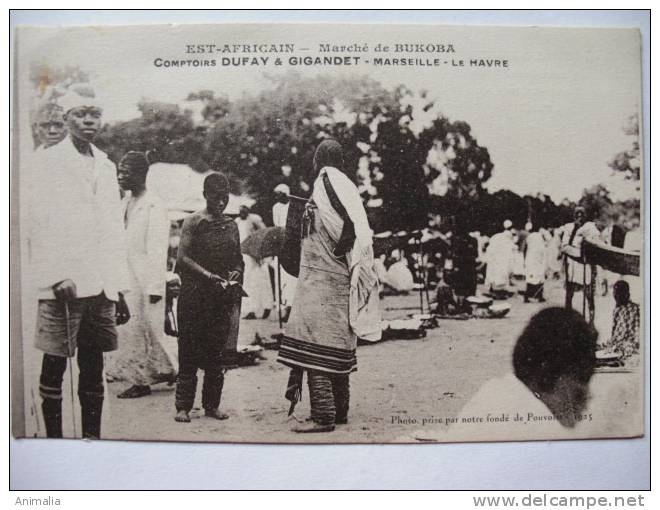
xmin=175 ymin=410 xmax=191 ymax=423
xmin=204 ymin=408 xmax=229 ymax=420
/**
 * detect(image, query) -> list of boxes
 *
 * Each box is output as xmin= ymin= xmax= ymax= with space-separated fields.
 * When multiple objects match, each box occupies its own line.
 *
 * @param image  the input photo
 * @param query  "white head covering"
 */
xmin=273 ymin=183 xmax=290 ymax=195
xmin=59 ymin=83 xmax=102 ymax=114
xmin=503 ymin=219 xmax=513 ymax=230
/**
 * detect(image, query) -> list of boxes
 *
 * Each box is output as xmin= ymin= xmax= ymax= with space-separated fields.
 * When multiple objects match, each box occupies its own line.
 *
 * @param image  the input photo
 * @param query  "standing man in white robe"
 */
xmin=106 ymin=152 xmax=176 ymax=399
xmin=272 ymin=184 xmax=298 ymax=321
xmin=524 ymin=223 xmax=548 ymax=302
xmin=485 ymin=220 xmax=515 ymax=296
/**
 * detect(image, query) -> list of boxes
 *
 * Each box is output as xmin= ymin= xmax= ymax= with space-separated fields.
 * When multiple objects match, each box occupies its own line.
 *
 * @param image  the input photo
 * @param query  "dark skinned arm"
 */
xmin=177 ymin=215 xmax=222 ymax=284
xmin=227 ymin=222 xmax=245 ymax=282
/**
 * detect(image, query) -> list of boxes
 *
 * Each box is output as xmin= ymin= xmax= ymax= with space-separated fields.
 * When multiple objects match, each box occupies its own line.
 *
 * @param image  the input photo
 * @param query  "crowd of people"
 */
xmin=22 ymin=84 xmax=641 ymax=439
xmin=24 ymin=85 xmax=384 ymax=437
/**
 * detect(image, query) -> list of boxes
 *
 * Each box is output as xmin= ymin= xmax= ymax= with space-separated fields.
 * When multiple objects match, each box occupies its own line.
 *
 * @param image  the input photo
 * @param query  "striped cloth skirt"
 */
xmin=278 ymin=335 xmax=356 ymax=374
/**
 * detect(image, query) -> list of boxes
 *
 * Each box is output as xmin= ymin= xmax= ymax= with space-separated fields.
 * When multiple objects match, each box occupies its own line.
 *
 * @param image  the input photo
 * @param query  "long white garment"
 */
xmin=272 ymin=201 xmax=297 ymax=307
xmin=241 ymin=254 xmax=273 ymax=316
xmin=384 ymin=260 xmax=415 ymax=291
xmin=524 ymin=231 xmax=547 ymax=285
xmin=485 ymin=231 xmax=514 ymax=290
xmin=546 ymin=229 xmax=563 ymax=276
xmin=28 ymin=135 xmax=129 ymax=300
xmin=312 ymin=166 xmax=381 ymax=342
xmin=236 ymin=214 xmax=273 ymax=316
xmin=560 ymin=221 xmax=601 ymax=284
xmin=106 ymin=191 xmax=176 ymax=383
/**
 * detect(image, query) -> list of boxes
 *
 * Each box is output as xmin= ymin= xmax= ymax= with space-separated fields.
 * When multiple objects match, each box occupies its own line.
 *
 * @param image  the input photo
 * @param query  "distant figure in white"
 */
xmin=485 ymin=219 xmax=515 ymax=297
xmin=523 ymin=222 xmax=547 ymax=303
xmin=236 ymin=205 xmax=272 ymax=319
xmin=272 ymin=183 xmax=298 ymax=321
xmin=383 ymin=250 xmax=415 ymax=293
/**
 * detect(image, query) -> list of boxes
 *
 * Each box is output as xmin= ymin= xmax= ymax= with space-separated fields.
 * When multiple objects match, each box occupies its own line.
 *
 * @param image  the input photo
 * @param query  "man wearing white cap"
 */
xmin=560 ymin=206 xmax=600 ymax=314
xmin=28 ymin=85 xmax=130 ymax=439
xmin=272 ymin=183 xmax=297 ymax=320
xmin=485 ymin=219 xmax=515 ymax=297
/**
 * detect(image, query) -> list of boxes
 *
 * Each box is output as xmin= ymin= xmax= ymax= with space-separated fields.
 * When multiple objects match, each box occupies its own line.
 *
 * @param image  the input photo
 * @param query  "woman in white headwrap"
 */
xmin=277 ymin=140 xmax=380 ymax=433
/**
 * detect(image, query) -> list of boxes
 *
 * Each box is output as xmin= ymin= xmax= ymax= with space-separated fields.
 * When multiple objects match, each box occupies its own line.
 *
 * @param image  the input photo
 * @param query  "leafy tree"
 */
xmin=608 ymin=114 xmax=641 ymax=181
xmin=186 ymin=90 xmax=231 ymax=124
xmin=97 ymin=100 xmax=207 ymax=170
xmin=578 ymin=183 xmax=640 ymax=231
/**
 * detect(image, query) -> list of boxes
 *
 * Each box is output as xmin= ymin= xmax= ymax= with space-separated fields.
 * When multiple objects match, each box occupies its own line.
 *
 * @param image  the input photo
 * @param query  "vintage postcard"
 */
xmin=11 ymin=22 xmax=644 ymax=444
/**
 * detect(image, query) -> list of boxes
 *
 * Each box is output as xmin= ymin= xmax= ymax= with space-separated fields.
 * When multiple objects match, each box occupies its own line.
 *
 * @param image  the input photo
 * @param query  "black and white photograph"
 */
xmin=11 ymin=20 xmax=644 ymax=446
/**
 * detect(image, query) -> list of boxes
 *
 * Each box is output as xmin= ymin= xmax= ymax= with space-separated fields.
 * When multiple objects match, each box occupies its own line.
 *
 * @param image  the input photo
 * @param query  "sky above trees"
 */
xmin=19 ymin=23 xmax=642 ymax=205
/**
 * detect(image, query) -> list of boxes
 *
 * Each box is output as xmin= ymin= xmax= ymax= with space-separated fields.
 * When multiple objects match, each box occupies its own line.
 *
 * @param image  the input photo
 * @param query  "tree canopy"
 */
xmin=34 ymin=69 xmax=640 ymax=233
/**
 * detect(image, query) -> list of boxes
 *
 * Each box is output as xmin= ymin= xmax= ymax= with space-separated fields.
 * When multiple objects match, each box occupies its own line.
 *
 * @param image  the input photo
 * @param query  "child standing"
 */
xmin=174 ymin=173 xmax=244 ymax=423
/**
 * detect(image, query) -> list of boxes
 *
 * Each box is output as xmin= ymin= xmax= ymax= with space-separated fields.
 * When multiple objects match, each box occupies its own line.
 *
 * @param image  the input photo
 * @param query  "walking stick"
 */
xmin=563 ymin=253 xmax=569 ymax=309
xmin=590 ymin=264 xmax=596 ymax=326
xmin=277 ymin=258 xmax=283 ymax=331
xmin=582 ymin=254 xmax=587 ymax=320
xmin=30 ymin=387 xmax=40 ymax=437
xmin=421 ymin=239 xmax=431 ymax=311
xmin=416 ymin=235 xmax=426 ymax=314
xmin=287 ymin=194 xmax=310 ymax=203
xmin=64 ymin=302 xmax=77 ymax=438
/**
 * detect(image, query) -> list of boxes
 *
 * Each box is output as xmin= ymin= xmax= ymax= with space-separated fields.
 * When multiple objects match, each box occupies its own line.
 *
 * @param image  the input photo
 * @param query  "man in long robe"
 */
xmin=485 ymin=220 xmax=515 ymax=296
xmin=106 ymin=152 xmax=175 ymax=398
xmin=524 ymin=224 xmax=548 ymax=302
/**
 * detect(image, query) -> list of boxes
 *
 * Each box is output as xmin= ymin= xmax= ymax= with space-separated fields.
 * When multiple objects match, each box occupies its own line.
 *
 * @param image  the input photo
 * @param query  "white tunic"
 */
xmin=106 ymin=190 xmax=175 ymax=384
xmin=524 ymin=231 xmax=547 ymax=285
xmin=560 ymin=221 xmax=601 ymax=284
xmin=235 ymin=214 xmax=273 ymax=315
xmin=27 ymin=136 xmax=129 ymax=300
xmin=272 ymin=201 xmax=297 ymax=308
xmin=485 ymin=231 xmax=514 ymax=289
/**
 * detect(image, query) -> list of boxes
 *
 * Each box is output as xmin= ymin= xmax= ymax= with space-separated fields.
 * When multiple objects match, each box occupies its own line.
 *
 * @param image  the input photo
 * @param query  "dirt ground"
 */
xmin=19 ymin=277 xmax=643 ymax=444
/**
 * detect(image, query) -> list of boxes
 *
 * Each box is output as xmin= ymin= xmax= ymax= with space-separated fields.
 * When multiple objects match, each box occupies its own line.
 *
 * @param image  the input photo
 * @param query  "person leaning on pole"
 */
xmin=28 ymin=84 xmax=131 ymax=439
xmin=560 ymin=206 xmax=601 ymax=314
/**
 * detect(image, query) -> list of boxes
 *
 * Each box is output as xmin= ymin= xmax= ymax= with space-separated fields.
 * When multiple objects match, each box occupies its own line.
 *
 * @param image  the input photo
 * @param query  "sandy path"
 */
xmin=21 ymin=279 xmax=640 ymax=444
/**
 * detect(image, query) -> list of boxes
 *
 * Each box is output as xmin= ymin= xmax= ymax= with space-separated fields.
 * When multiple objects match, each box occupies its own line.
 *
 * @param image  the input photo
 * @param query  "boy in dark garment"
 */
xmin=174 ymin=173 xmax=244 ymax=423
